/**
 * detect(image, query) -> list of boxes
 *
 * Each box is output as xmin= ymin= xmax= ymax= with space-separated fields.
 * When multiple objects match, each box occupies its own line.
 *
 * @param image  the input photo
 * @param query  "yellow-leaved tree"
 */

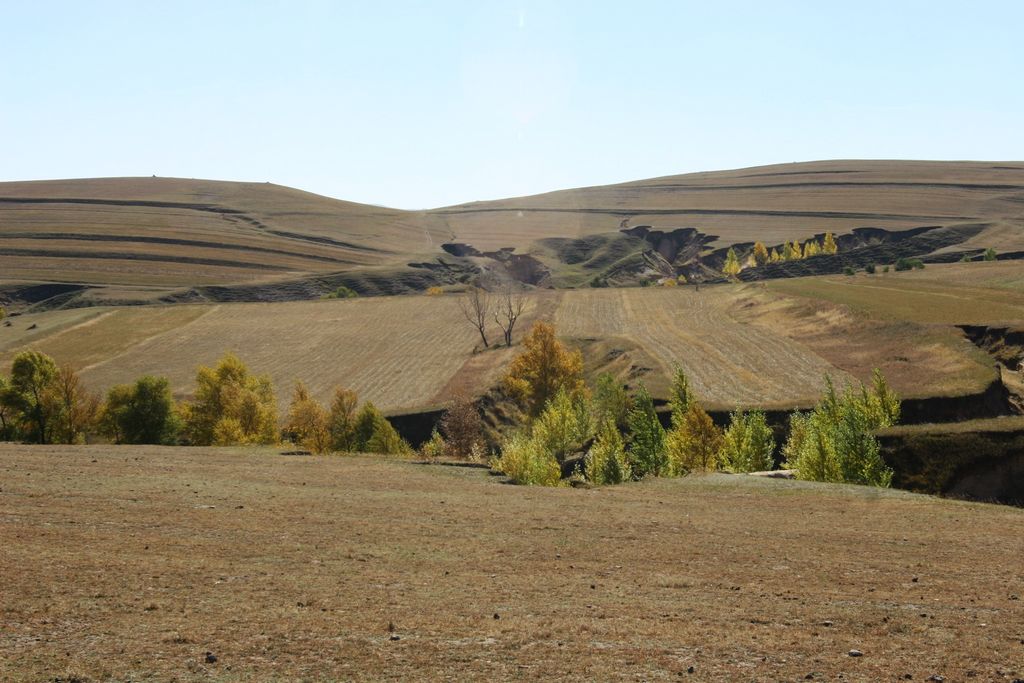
xmin=182 ymin=352 xmax=278 ymax=446
xmin=284 ymin=382 xmax=331 ymax=453
xmin=803 ymin=240 xmax=821 ymax=257
xmin=752 ymin=241 xmax=769 ymax=266
xmin=822 ymin=232 xmax=838 ymax=254
xmin=722 ymin=248 xmax=741 ymax=278
xmin=504 ymin=321 xmax=586 ymax=417
xmin=769 ymin=248 xmax=782 ymax=263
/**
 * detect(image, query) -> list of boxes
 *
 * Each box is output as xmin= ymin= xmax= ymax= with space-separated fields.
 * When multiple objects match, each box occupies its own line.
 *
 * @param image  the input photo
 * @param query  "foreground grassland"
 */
xmin=1 ymin=446 xmax=1022 ymax=681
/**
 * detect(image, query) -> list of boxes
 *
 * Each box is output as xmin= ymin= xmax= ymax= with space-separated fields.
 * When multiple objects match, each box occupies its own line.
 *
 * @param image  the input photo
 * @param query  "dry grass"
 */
xmin=437 ymin=160 xmax=1024 ymax=252
xmin=1 ymin=277 xmax=1000 ymax=413
xmin=2 ymin=445 xmax=1022 ymax=682
xmin=768 ymin=267 xmax=1024 ymax=325
xmin=735 ymin=285 xmax=998 ymax=399
xmin=0 ymin=295 xmax=529 ymax=414
xmin=4 ymin=161 xmax=1024 ymax=293
xmin=554 ymin=287 xmax=843 ymax=407
xmin=0 ymin=177 xmax=437 ymax=289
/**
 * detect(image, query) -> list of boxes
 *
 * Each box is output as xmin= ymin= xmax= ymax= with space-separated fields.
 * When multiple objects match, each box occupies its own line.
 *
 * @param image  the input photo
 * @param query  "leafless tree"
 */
xmin=458 ymin=286 xmax=491 ymax=348
xmin=493 ymin=283 xmax=526 ymax=347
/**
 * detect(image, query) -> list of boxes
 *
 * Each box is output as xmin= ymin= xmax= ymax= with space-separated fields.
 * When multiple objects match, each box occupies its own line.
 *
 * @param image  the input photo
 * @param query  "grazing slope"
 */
xmin=2 ymin=446 xmax=1022 ymax=681
xmin=2 ymin=161 xmax=1022 ymax=303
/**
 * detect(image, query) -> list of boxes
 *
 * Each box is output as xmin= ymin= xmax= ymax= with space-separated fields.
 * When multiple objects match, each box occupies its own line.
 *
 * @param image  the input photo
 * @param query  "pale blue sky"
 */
xmin=2 ymin=1 xmax=1022 ymax=208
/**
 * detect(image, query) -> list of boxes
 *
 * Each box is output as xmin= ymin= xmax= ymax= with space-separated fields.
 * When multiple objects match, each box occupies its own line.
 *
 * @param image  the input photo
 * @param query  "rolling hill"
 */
xmin=1 ymin=160 xmax=1023 ymax=308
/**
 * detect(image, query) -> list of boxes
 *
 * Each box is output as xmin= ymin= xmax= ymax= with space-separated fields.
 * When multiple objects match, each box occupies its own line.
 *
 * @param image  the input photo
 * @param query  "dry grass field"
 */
xmin=0 ymin=295 xmax=532 ymax=414
xmin=437 ymin=159 xmax=1024 ymax=252
xmin=0 ymin=274 xmax=1003 ymax=413
xmin=0 ymin=177 xmax=441 ymax=290
xmin=555 ymin=287 xmax=845 ymax=407
xmin=3 ymin=161 xmax=1023 ymax=297
xmin=2 ymin=445 xmax=1022 ymax=682
xmin=768 ymin=265 xmax=1024 ymax=325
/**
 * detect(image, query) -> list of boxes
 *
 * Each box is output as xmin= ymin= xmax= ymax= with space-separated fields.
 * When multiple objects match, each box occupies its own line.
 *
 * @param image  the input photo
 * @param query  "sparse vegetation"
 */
xmin=459 ymin=287 xmax=492 ymax=348
xmin=984 ymin=247 xmax=997 ymax=261
xmin=321 ymin=285 xmax=359 ymax=299
xmin=493 ymin=283 xmax=526 ymax=347
xmin=894 ymin=257 xmax=925 ymax=271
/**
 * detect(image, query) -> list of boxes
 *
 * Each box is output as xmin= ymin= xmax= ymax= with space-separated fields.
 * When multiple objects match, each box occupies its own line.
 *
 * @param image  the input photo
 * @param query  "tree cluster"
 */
xmin=782 ymin=371 xmax=898 ymax=487
xmin=493 ymin=324 xmax=900 ymax=490
xmin=493 ymin=326 xmax=793 ymax=487
xmin=727 ymin=233 xmax=839 ymax=276
xmin=0 ymin=349 xmax=408 ymax=455
xmin=283 ymin=382 xmax=409 ymax=455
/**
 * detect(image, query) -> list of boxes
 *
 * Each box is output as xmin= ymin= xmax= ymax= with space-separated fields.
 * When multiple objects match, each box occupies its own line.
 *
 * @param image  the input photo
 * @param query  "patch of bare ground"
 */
xmin=2 ymin=445 xmax=1022 ymax=681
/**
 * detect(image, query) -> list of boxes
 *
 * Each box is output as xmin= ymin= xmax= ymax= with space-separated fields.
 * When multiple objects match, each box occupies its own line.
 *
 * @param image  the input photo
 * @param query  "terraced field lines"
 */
xmin=76 ymin=296 xmax=496 ymax=413
xmin=555 ymin=287 xmax=843 ymax=406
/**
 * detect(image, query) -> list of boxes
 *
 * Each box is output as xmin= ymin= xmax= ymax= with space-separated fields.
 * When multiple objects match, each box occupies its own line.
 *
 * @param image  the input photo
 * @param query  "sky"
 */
xmin=2 ymin=1 xmax=1023 ymax=209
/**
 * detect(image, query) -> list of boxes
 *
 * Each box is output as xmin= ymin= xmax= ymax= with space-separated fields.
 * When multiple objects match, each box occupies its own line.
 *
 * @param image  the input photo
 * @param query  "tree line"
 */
xmin=0 ymin=350 xmax=408 ymax=454
xmin=0 ymin=322 xmax=901 ymax=490
xmin=487 ymin=322 xmax=898 ymax=488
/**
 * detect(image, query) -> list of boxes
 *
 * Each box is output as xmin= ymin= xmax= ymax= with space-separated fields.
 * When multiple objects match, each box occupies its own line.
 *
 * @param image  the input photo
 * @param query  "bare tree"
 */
xmin=458 ymin=287 xmax=491 ymax=348
xmin=493 ymin=283 xmax=526 ymax=347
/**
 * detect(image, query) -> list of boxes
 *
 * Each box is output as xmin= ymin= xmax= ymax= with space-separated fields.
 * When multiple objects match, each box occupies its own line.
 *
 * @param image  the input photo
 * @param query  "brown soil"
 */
xmin=2 ymin=445 xmax=1022 ymax=681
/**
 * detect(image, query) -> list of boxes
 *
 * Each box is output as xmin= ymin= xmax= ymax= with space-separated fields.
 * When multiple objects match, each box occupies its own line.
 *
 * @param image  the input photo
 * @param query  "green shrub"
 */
xmin=531 ymin=389 xmax=593 ymax=465
xmin=494 ymin=430 xmax=562 ymax=486
xmin=101 ymin=376 xmax=181 ymax=445
xmin=352 ymin=402 xmax=410 ymax=454
xmin=983 ymin=247 xmax=997 ymax=261
xmin=783 ymin=371 xmax=898 ymax=487
xmin=585 ymin=419 xmax=631 ymax=485
xmin=626 ymin=384 xmax=667 ymax=478
xmin=864 ymin=264 xmax=876 ymax=274
xmin=843 ymin=266 xmax=855 ymax=276
xmin=895 ymin=257 xmax=925 ymax=272
xmin=593 ymin=373 xmax=630 ymax=431
xmin=719 ymin=410 xmax=775 ymax=473
xmin=321 ymin=285 xmax=359 ymax=299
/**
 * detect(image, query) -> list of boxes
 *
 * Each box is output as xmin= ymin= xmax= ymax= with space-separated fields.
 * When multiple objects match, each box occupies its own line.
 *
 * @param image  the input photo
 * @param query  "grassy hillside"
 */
xmin=437 ymin=159 xmax=1024 ymax=251
xmin=2 ymin=161 xmax=1022 ymax=303
xmin=2 ymin=446 xmax=1022 ymax=681
xmin=0 ymin=276 xmax=1001 ymax=413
